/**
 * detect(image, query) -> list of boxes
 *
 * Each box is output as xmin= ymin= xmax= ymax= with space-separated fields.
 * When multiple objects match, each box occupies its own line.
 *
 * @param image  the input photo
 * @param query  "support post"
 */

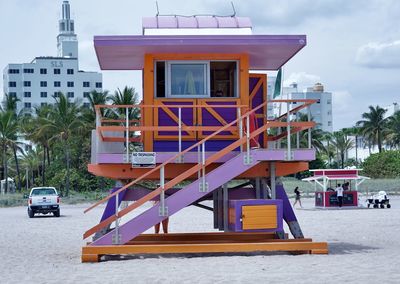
xmin=270 ymin=162 xmax=276 ymax=199
xmin=223 ymin=183 xmax=229 ymax=232
xmin=125 ymin=107 xmax=129 ymax=163
xmin=244 ymin=113 xmax=252 ymax=164
xmin=199 ymin=143 xmax=208 ymax=192
xmin=255 ymin=177 xmax=261 ymax=199
xmin=178 ymin=107 xmax=182 ymax=162
xmin=286 ymin=102 xmax=291 ymax=160
xmin=296 ymin=111 xmax=300 ymax=149
xmin=159 ymin=166 xmax=167 ymax=216
xmin=238 ymin=107 xmax=243 ymax=152
xmin=113 ymin=191 xmax=121 ymax=244
xmin=308 ymin=106 xmax=312 ymax=149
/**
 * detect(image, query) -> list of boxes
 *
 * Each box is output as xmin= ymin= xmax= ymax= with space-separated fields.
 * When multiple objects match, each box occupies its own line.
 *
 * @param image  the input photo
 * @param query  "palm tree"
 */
xmin=0 ymin=111 xmax=19 ymax=193
xmin=331 ymin=131 xmax=355 ymax=168
xmin=20 ymin=147 xmax=42 ymax=188
xmin=109 ymin=87 xmax=140 ymax=119
xmin=356 ymin=105 xmax=388 ymax=153
xmin=36 ymin=93 xmax=84 ymax=196
xmin=386 ymin=111 xmax=400 ymax=148
xmin=22 ymin=105 xmax=54 ymax=185
xmin=82 ymin=90 xmax=110 ymax=125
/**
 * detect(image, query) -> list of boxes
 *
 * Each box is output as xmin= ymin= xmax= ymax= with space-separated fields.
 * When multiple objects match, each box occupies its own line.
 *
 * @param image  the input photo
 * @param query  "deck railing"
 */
xmin=84 ymin=99 xmax=316 ymax=242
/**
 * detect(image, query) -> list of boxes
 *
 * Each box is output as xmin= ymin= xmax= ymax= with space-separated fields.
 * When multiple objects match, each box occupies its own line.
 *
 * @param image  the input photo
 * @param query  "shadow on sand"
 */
xmin=328 ymin=242 xmax=378 ymax=255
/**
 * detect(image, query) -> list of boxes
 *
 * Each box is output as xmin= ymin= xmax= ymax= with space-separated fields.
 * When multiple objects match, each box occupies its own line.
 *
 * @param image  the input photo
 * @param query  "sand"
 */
xmin=0 ymin=197 xmax=399 ymax=284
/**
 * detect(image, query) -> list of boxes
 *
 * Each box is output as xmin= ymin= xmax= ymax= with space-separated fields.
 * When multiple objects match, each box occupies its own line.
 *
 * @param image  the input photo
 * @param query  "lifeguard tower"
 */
xmin=82 ymin=15 xmax=328 ymax=262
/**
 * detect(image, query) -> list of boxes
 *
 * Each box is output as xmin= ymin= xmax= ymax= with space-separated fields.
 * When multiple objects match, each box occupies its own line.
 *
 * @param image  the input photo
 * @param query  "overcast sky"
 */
xmin=1 ymin=0 xmax=399 ymax=130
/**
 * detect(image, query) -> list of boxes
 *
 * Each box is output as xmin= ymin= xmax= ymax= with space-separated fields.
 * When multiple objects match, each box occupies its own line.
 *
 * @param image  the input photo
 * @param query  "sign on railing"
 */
xmin=132 ymin=152 xmax=156 ymax=168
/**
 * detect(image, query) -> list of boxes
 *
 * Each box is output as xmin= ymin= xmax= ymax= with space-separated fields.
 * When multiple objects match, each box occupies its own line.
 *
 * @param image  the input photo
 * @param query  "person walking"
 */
xmin=293 ymin=186 xmax=303 ymax=208
xmin=335 ymin=184 xmax=344 ymax=208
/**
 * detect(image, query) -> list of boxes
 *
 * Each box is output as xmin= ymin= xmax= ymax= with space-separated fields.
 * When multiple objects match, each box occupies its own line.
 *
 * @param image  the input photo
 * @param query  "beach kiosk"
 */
xmin=302 ymin=169 xmax=370 ymax=208
xmin=81 ymin=15 xmax=328 ymax=262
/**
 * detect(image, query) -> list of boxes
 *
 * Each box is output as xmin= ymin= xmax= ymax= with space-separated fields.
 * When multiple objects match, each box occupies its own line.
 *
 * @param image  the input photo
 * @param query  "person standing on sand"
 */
xmin=293 ymin=186 xmax=303 ymax=208
xmin=335 ymin=184 xmax=344 ymax=208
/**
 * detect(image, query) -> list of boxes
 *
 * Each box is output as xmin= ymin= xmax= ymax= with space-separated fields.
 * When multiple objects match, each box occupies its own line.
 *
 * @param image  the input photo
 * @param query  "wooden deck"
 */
xmin=82 ymin=232 xmax=328 ymax=262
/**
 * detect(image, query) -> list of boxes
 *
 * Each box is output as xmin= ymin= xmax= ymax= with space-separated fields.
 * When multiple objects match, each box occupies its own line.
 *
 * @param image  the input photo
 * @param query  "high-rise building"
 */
xmin=2 ymin=1 xmax=102 ymax=115
xmin=275 ymin=82 xmax=333 ymax=132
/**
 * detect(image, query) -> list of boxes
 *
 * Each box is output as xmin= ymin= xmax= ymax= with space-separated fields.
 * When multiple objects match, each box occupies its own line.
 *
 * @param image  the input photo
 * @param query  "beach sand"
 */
xmin=0 ymin=197 xmax=399 ymax=284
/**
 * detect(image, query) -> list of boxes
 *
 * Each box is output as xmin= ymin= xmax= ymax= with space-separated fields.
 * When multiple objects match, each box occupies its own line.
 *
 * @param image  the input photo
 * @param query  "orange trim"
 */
xmin=143 ymin=54 xmax=154 ymax=151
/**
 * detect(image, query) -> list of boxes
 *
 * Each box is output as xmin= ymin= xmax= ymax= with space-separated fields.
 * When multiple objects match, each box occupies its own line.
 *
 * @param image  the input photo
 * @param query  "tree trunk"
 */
xmin=65 ymin=142 xmax=70 ymax=197
xmin=46 ymin=145 xmax=51 ymax=166
xmin=3 ymin=144 xmax=8 ymax=194
xmin=378 ymin=129 xmax=382 ymax=153
xmin=13 ymin=146 xmax=22 ymax=192
xmin=42 ymin=146 xmax=46 ymax=186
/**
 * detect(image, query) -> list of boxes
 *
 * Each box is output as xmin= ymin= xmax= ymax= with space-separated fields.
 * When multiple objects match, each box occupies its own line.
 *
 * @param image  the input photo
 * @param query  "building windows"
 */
xmin=54 ymin=68 xmax=61 ymax=74
xmin=328 ymin=121 xmax=332 ymax=126
xmin=67 ymin=69 xmax=74 ymax=74
xmin=54 ymin=81 xmax=61 ymax=87
xmin=24 ymin=102 xmax=32 ymax=108
xmin=8 ymin=69 xmax=19 ymax=74
xmin=316 ymin=99 xmax=321 ymax=104
xmin=24 ymin=81 xmax=31 ymax=87
xmin=41 ymin=102 xmax=47 ymax=107
xmin=83 ymin=102 xmax=90 ymax=108
xmin=327 ymin=99 xmax=331 ymax=104
xmin=40 ymin=92 xmax=47 ymax=98
xmin=54 ymin=92 xmax=60 ymax=97
xmin=327 ymin=111 xmax=332 ymax=115
xmin=23 ymin=68 xmax=34 ymax=73
xmin=40 ymin=68 xmax=47 ymax=74
xmin=67 ymin=92 xmax=74 ymax=98
xmin=40 ymin=81 xmax=47 ymax=87
xmin=8 ymin=81 xmax=17 ymax=87
xmin=83 ymin=92 xmax=90 ymax=98
xmin=83 ymin=82 xmax=90 ymax=88
xmin=9 ymin=92 xmax=17 ymax=98
xmin=24 ymin=92 xmax=31 ymax=98
xmin=67 ymin=81 xmax=74 ymax=87
xmin=95 ymin=82 xmax=102 ymax=88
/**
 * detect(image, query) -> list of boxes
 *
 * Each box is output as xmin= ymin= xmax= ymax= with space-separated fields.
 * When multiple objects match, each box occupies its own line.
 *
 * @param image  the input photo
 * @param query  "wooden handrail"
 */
xmin=84 ymin=101 xmax=268 ymax=215
xmin=83 ymin=99 xmax=317 ymax=239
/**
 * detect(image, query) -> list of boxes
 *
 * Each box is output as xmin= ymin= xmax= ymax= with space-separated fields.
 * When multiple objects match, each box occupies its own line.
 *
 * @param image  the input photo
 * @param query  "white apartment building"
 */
xmin=2 ymin=1 xmax=102 ymax=115
xmin=277 ymin=82 xmax=333 ymax=133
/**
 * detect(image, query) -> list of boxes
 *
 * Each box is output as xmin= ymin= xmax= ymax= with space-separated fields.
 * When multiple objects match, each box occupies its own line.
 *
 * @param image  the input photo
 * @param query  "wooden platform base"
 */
xmin=82 ymin=232 xmax=328 ymax=263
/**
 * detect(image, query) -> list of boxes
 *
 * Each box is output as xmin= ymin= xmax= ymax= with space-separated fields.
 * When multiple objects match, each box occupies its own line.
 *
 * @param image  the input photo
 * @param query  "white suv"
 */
xmin=28 ymin=187 xmax=60 ymax=218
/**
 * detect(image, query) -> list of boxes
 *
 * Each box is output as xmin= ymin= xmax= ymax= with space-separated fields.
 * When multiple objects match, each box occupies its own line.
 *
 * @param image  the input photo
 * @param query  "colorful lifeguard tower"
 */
xmin=82 ymin=15 xmax=328 ymax=262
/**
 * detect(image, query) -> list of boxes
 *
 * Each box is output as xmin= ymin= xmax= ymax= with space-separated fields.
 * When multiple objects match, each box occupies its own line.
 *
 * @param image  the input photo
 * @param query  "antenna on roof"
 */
xmin=155 ymin=1 xmax=160 ymax=16
xmin=231 ymin=2 xmax=236 ymax=17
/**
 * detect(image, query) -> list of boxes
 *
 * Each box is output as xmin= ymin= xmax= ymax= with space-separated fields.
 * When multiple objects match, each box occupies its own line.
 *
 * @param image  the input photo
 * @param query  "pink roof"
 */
xmin=94 ymin=34 xmax=306 ymax=70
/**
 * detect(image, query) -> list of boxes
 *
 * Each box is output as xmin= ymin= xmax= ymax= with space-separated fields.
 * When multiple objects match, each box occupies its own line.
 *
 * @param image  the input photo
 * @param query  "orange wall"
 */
xmin=143 ymin=53 xmax=250 ymax=151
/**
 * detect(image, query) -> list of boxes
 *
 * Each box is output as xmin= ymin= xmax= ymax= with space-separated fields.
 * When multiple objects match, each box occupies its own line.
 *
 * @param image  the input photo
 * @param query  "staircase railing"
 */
xmin=83 ymin=99 xmax=316 ymax=240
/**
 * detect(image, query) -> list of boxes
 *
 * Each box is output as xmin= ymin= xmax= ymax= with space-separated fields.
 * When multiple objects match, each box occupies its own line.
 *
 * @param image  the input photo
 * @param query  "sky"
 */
xmin=0 ymin=0 xmax=399 ymax=130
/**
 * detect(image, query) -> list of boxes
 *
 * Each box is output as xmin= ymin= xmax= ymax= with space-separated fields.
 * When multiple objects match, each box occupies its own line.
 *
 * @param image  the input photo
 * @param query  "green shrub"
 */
xmin=361 ymin=150 xmax=400 ymax=178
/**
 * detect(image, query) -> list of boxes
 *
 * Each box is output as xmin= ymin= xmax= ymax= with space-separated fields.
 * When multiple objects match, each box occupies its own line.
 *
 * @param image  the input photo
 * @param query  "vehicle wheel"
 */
xmin=387 ymin=204 xmax=391 ymax=209
xmin=380 ymin=204 xmax=385 ymax=208
xmin=373 ymin=204 xmax=379 ymax=208
xmin=28 ymin=208 xmax=34 ymax=218
xmin=54 ymin=209 xmax=60 ymax=217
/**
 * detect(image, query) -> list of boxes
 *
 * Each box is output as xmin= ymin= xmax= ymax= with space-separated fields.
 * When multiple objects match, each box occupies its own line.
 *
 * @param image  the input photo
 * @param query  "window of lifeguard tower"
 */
xmin=155 ymin=61 xmax=238 ymax=98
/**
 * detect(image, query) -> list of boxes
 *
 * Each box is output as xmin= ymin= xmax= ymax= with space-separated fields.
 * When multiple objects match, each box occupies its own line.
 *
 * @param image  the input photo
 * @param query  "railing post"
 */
xmin=159 ymin=165 xmax=167 ymax=216
xmin=178 ymin=107 xmax=182 ymax=162
xmin=238 ymin=107 xmax=243 ymax=152
xmin=296 ymin=111 xmax=300 ymax=149
xmin=125 ymin=107 xmax=129 ymax=163
xmin=244 ymin=112 xmax=251 ymax=164
xmin=199 ymin=142 xmax=208 ymax=192
xmin=197 ymin=144 xmax=201 ymax=179
xmin=113 ymin=191 xmax=121 ymax=244
xmin=308 ymin=106 xmax=312 ymax=149
xmin=286 ymin=102 xmax=292 ymax=160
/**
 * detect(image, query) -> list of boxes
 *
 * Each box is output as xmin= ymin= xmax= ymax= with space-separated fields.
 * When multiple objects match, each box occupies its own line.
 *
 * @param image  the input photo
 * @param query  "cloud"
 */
xmin=355 ymin=40 xmax=400 ymax=68
xmin=204 ymin=0 xmax=362 ymax=27
xmin=283 ymin=72 xmax=321 ymax=88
